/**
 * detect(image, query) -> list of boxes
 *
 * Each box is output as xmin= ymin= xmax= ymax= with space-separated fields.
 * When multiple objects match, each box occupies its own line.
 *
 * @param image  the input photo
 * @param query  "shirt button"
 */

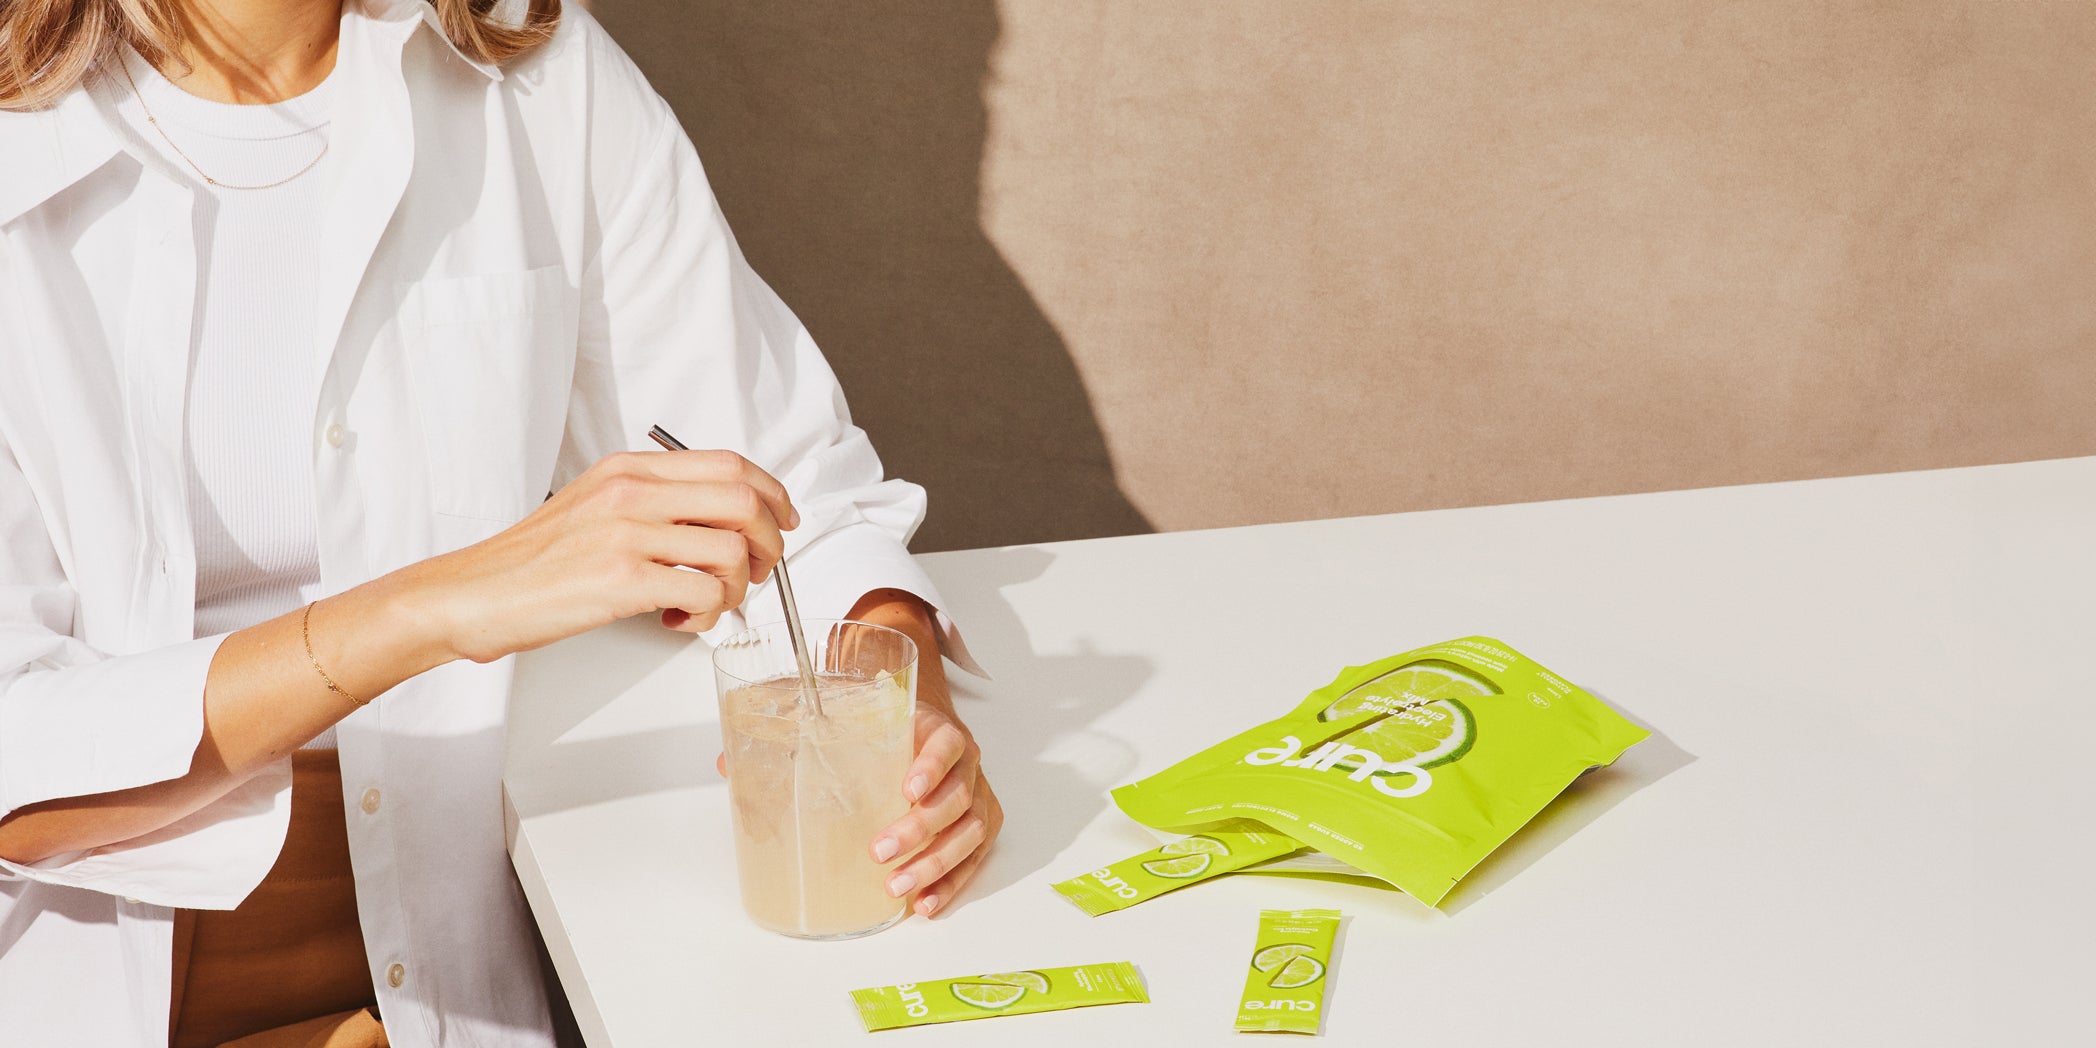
xmin=360 ymin=788 xmax=381 ymax=814
xmin=324 ymin=423 xmax=347 ymax=448
xmin=387 ymin=963 xmax=406 ymax=988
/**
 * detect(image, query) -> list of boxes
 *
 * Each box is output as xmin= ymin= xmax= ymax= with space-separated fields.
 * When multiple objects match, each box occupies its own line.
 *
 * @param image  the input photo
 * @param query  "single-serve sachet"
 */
xmin=1051 ymin=820 xmax=1303 ymax=915
xmin=1236 ymin=909 xmax=1341 ymax=1035
xmin=850 ymin=962 xmax=1148 ymax=1031
xmin=1111 ymin=636 xmax=1649 ymax=907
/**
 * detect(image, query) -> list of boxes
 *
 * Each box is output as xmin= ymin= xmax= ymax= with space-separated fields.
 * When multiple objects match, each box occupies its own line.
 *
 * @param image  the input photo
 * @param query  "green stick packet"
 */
xmin=850 ymin=962 xmax=1148 ymax=1031
xmin=1111 ymin=637 xmax=1648 ymax=907
xmin=1051 ymin=820 xmax=1304 ymax=916
xmin=1236 ymin=909 xmax=1341 ymax=1034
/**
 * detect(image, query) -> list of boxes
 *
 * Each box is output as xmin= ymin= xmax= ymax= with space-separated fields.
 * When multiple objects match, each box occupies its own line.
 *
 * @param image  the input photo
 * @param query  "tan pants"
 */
xmin=170 ymin=750 xmax=384 ymax=1048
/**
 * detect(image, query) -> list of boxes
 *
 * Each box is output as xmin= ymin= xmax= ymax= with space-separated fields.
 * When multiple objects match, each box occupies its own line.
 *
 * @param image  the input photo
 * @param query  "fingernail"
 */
xmin=906 ymin=775 xmax=928 ymax=801
xmin=872 ymin=837 xmax=898 ymax=863
xmin=916 ymin=895 xmax=939 ymax=915
xmin=788 ymin=507 xmax=801 ymax=529
xmin=887 ymin=872 xmax=916 ymax=897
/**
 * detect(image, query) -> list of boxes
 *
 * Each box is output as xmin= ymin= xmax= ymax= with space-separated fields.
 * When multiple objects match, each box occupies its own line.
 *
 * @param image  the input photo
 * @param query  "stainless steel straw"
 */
xmin=647 ymin=425 xmax=823 ymax=716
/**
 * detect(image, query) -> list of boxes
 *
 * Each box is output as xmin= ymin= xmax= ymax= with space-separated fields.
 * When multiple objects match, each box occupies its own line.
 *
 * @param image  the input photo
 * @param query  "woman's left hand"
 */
xmin=870 ymin=697 xmax=1003 ymax=918
xmin=710 ymin=591 xmax=1000 ymax=917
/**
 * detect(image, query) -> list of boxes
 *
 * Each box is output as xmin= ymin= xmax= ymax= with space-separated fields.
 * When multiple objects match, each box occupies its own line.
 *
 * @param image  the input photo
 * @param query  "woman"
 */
xmin=0 ymin=0 xmax=1002 ymax=1045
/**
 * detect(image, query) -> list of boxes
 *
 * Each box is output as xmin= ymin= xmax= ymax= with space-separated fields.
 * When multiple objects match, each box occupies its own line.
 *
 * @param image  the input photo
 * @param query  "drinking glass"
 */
xmin=711 ymin=619 xmax=918 ymax=939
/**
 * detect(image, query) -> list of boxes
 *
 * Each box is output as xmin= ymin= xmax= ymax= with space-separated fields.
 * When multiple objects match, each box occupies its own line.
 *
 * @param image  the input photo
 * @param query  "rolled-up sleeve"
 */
xmin=556 ymin=48 xmax=983 ymax=675
xmin=0 ymin=434 xmax=289 ymax=908
xmin=749 ymin=520 xmax=986 ymax=678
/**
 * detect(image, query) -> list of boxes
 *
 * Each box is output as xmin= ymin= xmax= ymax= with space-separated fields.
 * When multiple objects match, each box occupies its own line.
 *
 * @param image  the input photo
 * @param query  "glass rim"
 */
xmin=710 ymin=617 xmax=919 ymax=691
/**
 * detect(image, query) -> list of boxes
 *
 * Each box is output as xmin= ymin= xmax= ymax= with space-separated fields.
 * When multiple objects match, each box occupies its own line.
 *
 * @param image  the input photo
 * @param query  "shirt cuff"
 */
xmin=0 ymin=633 xmax=228 ymax=812
xmin=0 ymin=758 xmax=292 ymax=909
xmin=0 ymin=630 xmax=295 ymax=907
xmin=719 ymin=520 xmax=988 ymax=678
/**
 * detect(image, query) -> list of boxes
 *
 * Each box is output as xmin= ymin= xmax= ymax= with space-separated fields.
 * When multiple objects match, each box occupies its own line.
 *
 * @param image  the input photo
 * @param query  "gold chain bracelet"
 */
xmin=302 ymin=601 xmax=368 ymax=707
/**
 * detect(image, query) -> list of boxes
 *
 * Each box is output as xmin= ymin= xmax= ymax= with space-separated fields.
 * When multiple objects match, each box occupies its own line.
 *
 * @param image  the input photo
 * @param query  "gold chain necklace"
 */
xmin=118 ymin=57 xmax=330 ymax=191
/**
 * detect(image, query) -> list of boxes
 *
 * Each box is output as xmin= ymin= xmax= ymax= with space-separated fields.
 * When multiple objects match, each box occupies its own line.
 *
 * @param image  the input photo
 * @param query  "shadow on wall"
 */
xmin=597 ymin=1 xmax=1154 ymax=552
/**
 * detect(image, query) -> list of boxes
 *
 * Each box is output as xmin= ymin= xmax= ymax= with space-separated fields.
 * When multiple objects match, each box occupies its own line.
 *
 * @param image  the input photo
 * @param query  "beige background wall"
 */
xmin=594 ymin=0 xmax=2096 ymax=552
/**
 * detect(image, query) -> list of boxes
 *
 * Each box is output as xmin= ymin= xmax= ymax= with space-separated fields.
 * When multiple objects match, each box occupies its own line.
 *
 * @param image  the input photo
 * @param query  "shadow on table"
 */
xmin=930 ymin=547 xmax=1156 ymax=905
xmin=1438 ymin=690 xmax=1695 ymax=914
xmin=506 ymin=618 xmax=725 ymax=815
xmin=1319 ymin=914 xmax=1356 ymax=1036
xmin=507 ymin=547 xmax=1158 ymax=901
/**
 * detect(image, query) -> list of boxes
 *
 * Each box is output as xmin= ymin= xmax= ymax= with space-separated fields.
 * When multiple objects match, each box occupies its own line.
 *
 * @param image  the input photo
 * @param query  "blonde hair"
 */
xmin=0 ymin=0 xmax=561 ymax=112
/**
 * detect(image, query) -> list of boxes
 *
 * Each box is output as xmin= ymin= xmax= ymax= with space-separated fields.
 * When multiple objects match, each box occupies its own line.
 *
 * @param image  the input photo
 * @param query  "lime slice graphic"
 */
xmin=981 ymin=971 xmax=1051 ymax=994
xmin=951 ymin=982 xmax=1026 ymax=1009
xmin=1140 ymin=854 xmax=1213 ymax=879
xmin=1267 ymin=955 xmax=1325 ymax=989
xmin=1340 ymin=696 xmax=1476 ymax=769
xmin=1318 ymin=660 xmax=1491 ymax=770
xmin=1159 ymin=835 xmax=1230 ymax=858
xmin=1252 ymin=943 xmax=1316 ymax=973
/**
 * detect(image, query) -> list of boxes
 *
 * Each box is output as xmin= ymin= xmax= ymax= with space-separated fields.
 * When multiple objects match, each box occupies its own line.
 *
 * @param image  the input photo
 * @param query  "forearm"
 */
xmin=0 ymin=448 xmax=798 ymax=868
xmin=847 ymin=588 xmax=953 ymax=717
xmin=0 ymin=568 xmax=455 ymax=865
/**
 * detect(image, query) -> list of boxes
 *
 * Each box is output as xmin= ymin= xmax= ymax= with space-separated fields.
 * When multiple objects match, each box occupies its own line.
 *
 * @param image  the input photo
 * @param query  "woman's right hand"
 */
xmin=1 ymin=449 xmax=795 ymax=866
xmin=411 ymin=450 xmax=799 ymax=663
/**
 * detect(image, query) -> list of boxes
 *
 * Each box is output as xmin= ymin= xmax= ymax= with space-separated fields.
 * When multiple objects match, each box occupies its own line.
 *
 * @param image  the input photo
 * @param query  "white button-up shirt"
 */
xmin=0 ymin=3 xmax=975 ymax=1044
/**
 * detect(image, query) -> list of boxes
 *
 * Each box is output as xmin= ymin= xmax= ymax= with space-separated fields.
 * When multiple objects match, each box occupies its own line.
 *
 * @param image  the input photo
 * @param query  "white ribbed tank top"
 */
xmin=113 ymin=49 xmax=340 ymax=748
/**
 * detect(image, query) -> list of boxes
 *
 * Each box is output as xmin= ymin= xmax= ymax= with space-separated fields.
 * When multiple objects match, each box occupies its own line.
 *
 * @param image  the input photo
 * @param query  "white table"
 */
xmin=504 ymin=457 xmax=2092 ymax=1046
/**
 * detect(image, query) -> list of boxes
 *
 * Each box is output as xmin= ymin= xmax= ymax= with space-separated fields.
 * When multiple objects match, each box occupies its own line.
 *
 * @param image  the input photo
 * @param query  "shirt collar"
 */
xmin=356 ymin=0 xmax=507 ymax=84
xmin=0 ymin=0 xmax=501 ymax=227
xmin=0 ymin=86 xmax=126 ymax=227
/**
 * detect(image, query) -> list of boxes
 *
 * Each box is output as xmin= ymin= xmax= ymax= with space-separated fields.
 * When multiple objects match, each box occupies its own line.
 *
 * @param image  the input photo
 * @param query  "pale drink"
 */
xmin=720 ymin=670 xmax=914 ymax=938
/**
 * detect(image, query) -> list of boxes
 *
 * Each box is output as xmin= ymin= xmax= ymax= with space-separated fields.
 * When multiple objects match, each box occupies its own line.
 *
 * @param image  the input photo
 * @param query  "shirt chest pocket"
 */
xmin=397 ymin=266 xmax=576 ymax=525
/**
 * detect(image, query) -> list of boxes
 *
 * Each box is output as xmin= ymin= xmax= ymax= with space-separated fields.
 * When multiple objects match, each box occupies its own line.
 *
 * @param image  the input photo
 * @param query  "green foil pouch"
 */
xmin=1111 ymin=637 xmax=1647 ymax=907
